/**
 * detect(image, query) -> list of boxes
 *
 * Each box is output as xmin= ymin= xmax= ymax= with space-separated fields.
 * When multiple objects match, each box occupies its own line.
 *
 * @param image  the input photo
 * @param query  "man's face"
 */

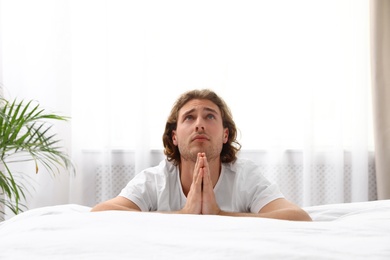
xmin=172 ymin=99 xmax=229 ymax=162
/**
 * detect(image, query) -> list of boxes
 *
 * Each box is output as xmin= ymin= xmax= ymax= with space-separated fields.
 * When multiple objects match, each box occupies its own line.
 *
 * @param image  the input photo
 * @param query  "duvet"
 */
xmin=0 ymin=200 xmax=389 ymax=259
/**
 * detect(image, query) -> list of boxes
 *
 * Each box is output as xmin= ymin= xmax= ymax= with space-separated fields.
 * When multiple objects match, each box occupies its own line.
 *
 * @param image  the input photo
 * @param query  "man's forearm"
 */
xmin=219 ymin=208 xmax=312 ymax=221
xmin=90 ymin=202 xmax=140 ymax=212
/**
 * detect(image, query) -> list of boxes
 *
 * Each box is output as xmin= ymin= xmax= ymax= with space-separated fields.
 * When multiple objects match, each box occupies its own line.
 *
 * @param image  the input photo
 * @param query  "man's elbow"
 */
xmin=290 ymin=208 xmax=312 ymax=221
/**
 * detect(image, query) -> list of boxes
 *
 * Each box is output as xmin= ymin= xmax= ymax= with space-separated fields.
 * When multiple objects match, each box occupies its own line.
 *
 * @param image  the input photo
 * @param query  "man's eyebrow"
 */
xmin=181 ymin=108 xmax=195 ymax=118
xmin=180 ymin=107 xmax=219 ymax=118
xmin=203 ymin=107 xmax=219 ymax=115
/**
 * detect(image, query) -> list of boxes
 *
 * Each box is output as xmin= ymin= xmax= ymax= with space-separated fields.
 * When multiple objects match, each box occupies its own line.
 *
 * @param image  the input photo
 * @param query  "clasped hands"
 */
xmin=180 ymin=152 xmax=221 ymax=215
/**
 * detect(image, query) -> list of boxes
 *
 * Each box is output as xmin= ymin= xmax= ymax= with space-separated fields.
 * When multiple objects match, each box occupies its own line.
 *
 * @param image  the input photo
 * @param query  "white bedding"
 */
xmin=0 ymin=200 xmax=389 ymax=260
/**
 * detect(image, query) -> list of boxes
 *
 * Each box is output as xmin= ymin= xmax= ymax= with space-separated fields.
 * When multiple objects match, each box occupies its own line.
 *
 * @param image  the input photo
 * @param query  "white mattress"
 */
xmin=0 ymin=200 xmax=389 ymax=259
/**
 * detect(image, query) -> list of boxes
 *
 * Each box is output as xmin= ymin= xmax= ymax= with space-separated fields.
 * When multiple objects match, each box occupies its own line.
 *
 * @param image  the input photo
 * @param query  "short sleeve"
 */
xmin=250 ymin=181 xmax=284 ymax=213
xmin=236 ymin=159 xmax=284 ymax=213
xmin=118 ymin=171 xmax=156 ymax=212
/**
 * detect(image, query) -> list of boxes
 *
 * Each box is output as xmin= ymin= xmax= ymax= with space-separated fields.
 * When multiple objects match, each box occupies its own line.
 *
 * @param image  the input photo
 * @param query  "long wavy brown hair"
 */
xmin=162 ymin=89 xmax=241 ymax=166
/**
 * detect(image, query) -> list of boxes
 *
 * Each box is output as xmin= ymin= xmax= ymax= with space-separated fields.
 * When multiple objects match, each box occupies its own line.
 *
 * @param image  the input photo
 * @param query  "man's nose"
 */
xmin=195 ymin=118 xmax=205 ymax=132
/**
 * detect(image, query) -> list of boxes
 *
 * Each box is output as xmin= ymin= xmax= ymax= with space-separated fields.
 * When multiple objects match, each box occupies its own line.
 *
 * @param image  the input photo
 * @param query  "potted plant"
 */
xmin=0 ymin=98 xmax=75 ymax=220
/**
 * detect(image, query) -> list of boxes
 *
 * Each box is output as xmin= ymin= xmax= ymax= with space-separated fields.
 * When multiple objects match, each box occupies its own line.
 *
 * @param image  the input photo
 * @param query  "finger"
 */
xmin=202 ymin=153 xmax=209 ymax=178
xmin=199 ymin=166 xmax=204 ymax=191
xmin=199 ymin=153 xmax=207 ymax=185
xmin=192 ymin=153 xmax=204 ymax=190
xmin=192 ymin=153 xmax=201 ymax=183
xmin=202 ymin=163 xmax=212 ymax=191
xmin=198 ymin=152 xmax=205 ymax=168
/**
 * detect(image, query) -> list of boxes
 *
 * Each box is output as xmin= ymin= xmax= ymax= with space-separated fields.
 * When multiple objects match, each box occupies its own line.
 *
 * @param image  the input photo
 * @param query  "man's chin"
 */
xmin=192 ymin=147 xmax=206 ymax=155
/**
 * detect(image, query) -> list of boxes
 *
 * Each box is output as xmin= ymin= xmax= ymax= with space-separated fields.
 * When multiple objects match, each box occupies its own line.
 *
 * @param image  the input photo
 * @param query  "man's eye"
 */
xmin=207 ymin=114 xmax=215 ymax=119
xmin=185 ymin=115 xmax=193 ymax=121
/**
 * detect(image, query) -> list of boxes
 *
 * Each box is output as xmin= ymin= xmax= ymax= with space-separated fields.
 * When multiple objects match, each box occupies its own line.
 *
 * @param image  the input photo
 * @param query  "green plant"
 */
xmin=0 ymin=98 xmax=75 ymax=220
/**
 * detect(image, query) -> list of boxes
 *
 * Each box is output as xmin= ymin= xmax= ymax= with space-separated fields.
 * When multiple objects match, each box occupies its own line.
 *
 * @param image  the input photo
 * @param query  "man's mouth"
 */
xmin=192 ymin=135 xmax=209 ymax=141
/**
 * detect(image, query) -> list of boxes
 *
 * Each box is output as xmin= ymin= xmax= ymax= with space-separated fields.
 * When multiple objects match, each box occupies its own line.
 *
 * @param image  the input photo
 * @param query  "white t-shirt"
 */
xmin=119 ymin=158 xmax=284 ymax=213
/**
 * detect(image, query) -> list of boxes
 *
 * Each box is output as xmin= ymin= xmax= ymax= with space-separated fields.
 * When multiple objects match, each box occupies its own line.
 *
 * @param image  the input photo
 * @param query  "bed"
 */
xmin=0 ymin=200 xmax=389 ymax=259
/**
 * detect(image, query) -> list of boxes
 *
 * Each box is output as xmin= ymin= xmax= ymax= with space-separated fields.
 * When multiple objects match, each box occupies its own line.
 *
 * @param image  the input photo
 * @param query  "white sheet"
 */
xmin=1 ymin=200 xmax=389 ymax=260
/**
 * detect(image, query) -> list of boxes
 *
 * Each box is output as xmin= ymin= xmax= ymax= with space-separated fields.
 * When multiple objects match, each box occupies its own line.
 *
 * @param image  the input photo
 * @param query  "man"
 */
xmin=91 ymin=89 xmax=312 ymax=221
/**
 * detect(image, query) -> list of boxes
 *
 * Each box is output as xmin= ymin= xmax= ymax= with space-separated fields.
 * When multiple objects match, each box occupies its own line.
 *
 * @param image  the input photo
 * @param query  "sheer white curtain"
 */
xmin=0 ymin=0 xmax=373 ymax=215
xmin=69 ymin=0 xmax=373 ymax=207
xmin=0 ymin=0 xmax=72 ymax=218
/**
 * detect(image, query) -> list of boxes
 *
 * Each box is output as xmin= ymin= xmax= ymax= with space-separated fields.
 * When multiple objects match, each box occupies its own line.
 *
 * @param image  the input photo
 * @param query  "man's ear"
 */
xmin=223 ymin=128 xmax=229 ymax=143
xmin=172 ymin=130 xmax=178 ymax=146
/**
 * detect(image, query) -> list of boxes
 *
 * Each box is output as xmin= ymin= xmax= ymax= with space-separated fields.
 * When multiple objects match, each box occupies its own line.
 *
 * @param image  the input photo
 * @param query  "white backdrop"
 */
xmin=0 ymin=0 xmax=374 ymax=218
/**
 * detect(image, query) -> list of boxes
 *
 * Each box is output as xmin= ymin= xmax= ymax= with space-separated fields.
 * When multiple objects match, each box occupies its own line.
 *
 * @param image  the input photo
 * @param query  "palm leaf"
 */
xmin=0 ymin=98 xmax=74 ymax=219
